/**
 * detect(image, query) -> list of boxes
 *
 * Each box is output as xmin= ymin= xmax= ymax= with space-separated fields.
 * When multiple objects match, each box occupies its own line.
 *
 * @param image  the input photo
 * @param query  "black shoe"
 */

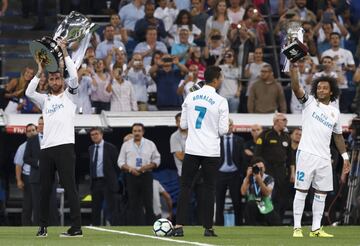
xmin=36 ymin=226 xmax=48 ymax=237
xmin=171 ymin=227 xmax=184 ymax=237
xmin=60 ymin=227 xmax=83 ymax=237
xmin=204 ymin=228 xmax=217 ymax=237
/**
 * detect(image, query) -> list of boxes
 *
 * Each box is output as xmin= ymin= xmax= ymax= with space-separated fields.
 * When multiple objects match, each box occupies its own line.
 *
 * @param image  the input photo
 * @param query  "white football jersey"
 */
xmin=25 ymin=56 xmax=78 ymax=149
xmin=298 ymin=95 xmax=342 ymax=160
xmin=180 ymin=85 xmax=229 ymax=157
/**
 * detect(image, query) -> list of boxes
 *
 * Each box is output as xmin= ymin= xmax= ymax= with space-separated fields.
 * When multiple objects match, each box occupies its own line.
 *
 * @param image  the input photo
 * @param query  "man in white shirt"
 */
xmin=26 ymin=38 xmax=82 ymax=238
xmin=172 ymin=66 xmax=229 ymax=237
xmin=322 ymin=32 xmax=356 ymax=88
xmin=290 ymin=64 xmax=351 ymax=238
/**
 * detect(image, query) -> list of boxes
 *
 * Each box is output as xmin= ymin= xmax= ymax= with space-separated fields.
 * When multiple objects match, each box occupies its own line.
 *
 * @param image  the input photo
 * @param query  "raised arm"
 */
xmin=25 ymin=57 xmax=46 ymax=108
xmin=59 ymin=39 xmax=78 ymax=94
xmin=289 ymin=64 xmax=305 ymax=99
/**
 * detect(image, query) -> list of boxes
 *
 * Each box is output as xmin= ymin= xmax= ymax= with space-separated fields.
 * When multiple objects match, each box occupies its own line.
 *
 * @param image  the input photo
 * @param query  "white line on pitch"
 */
xmin=85 ymin=226 xmax=218 ymax=246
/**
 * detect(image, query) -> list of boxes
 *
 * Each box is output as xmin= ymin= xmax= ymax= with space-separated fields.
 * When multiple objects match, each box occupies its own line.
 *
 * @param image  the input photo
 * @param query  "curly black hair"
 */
xmin=310 ymin=76 xmax=340 ymax=102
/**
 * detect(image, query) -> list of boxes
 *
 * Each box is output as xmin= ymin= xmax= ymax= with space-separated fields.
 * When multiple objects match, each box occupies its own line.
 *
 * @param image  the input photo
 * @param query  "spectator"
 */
xmin=106 ymin=64 xmax=138 ymax=112
xmin=244 ymin=124 xmax=263 ymax=162
xmin=16 ymin=96 xmax=41 ymax=114
xmin=109 ymin=14 xmax=128 ymax=44
xmin=322 ymin=32 xmax=356 ymax=88
xmin=95 ymin=25 xmax=126 ymax=62
xmin=14 ymin=123 xmax=37 ymax=225
xmin=240 ymin=157 xmax=281 ymax=226
xmin=242 ymin=5 xmax=269 ymax=48
xmin=205 ymin=0 xmax=230 ymax=41
xmin=74 ymin=66 xmax=93 ymax=114
xmin=0 ymin=0 xmax=8 ymax=16
xmin=177 ymin=64 xmax=201 ymax=99
xmin=290 ymin=58 xmax=313 ymax=114
xmin=227 ymin=0 xmax=245 ymax=24
xmin=186 ymin=46 xmax=206 ymax=80
xmin=153 ymin=179 xmax=173 ymax=220
xmin=36 ymin=72 xmax=48 ymax=94
xmin=218 ymin=49 xmax=242 ymax=113
xmin=4 ymin=67 xmax=34 ymax=114
xmin=216 ymin=119 xmax=246 ymax=226
xmin=171 ymin=27 xmax=193 ymax=64
xmin=286 ymin=0 xmax=316 ymax=23
xmin=255 ymin=113 xmax=293 ymax=220
xmin=315 ymin=21 xmax=334 ymax=54
xmin=301 ymin=21 xmax=317 ymax=57
xmin=134 ymin=1 xmax=167 ymax=42
xmin=84 ymin=47 xmax=97 ymax=73
xmin=124 ymin=53 xmax=152 ymax=111
xmin=247 ymin=65 xmax=287 ymax=113
xmin=118 ymin=123 xmax=161 ymax=225
xmin=203 ymin=29 xmax=226 ymax=66
xmin=190 ymin=0 xmax=209 ymax=46
xmin=313 ymin=56 xmax=346 ymax=88
xmin=118 ymin=0 xmax=145 ymax=39
xmin=24 ymin=117 xmax=58 ymax=226
xmin=106 ymin=48 xmax=128 ymax=73
xmin=133 ymin=27 xmax=168 ymax=67
xmin=169 ymin=10 xmax=201 ymax=46
xmin=88 ymin=127 xmax=120 ymax=225
xmin=170 ymin=112 xmax=188 ymax=178
xmin=154 ymin=0 xmax=179 ymax=32
xmin=228 ymin=23 xmax=255 ymax=75
xmin=149 ymin=55 xmax=188 ymax=110
xmin=90 ymin=59 xmax=112 ymax=113
xmin=244 ymin=47 xmax=269 ymax=96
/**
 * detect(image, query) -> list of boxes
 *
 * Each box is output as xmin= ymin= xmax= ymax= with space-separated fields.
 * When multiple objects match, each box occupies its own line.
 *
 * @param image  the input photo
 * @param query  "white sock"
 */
xmin=312 ymin=193 xmax=327 ymax=231
xmin=293 ymin=191 xmax=307 ymax=229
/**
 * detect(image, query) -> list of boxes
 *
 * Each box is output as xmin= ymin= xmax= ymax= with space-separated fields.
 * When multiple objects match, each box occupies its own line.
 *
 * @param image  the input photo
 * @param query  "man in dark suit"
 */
xmin=215 ymin=119 xmax=246 ymax=226
xmin=89 ymin=127 xmax=120 ymax=226
xmin=24 ymin=116 xmax=58 ymax=225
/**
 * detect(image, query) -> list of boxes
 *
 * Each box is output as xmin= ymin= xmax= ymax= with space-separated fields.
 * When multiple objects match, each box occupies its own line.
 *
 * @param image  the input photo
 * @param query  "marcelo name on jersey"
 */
xmin=311 ymin=111 xmax=334 ymax=130
xmin=192 ymin=94 xmax=215 ymax=105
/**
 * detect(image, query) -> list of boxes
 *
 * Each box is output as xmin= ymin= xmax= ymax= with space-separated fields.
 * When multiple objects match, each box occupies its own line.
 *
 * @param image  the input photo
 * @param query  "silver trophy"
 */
xmin=29 ymin=11 xmax=98 ymax=72
xmin=282 ymin=21 xmax=308 ymax=64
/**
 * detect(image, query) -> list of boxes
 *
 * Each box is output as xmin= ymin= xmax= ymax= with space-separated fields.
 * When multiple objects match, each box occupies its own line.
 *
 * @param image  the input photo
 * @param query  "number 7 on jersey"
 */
xmin=195 ymin=106 xmax=207 ymax=129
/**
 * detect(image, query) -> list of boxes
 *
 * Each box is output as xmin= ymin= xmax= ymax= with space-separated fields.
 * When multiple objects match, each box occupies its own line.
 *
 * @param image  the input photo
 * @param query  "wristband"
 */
xmin=341 ymin=152 xmax=349 ymax=160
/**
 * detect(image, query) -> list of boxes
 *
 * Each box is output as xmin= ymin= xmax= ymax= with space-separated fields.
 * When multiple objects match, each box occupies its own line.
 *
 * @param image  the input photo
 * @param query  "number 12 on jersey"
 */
xmin=195 ymin=106 xmax=207 ymax=129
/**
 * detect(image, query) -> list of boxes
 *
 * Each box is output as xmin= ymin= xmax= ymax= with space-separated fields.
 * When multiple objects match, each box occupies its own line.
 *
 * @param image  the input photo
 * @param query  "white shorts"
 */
xmin=294 ymin=150 xmax=333 ymax=192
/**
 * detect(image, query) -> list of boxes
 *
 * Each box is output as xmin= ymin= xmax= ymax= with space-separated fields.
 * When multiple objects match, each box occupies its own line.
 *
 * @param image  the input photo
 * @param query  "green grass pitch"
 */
xmin=0 ymin=226 xmax=359 ymax=246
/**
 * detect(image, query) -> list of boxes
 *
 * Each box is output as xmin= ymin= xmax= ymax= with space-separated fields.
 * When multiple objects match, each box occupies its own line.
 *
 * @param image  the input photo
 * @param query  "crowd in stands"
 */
xmin=2 ymin=0 xmax=360 ymax=114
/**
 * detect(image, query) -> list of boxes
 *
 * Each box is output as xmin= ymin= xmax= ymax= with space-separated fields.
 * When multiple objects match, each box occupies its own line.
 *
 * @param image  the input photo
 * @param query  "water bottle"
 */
xmin=224 ymin=189 xmax=235 ymax=226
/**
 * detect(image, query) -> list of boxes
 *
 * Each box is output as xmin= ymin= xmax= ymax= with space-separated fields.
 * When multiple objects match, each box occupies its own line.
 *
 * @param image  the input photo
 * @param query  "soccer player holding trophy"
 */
xmin=26 ymin=11 xmax=97 ymax=238
xmin=289 ymin=49 xmax=351 ymax=237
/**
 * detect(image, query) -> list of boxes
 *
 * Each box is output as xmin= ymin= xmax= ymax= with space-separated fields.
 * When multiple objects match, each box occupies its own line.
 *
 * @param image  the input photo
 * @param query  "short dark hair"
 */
xmin=310 ymin=76 xmax=340 ymax=102
xmin=132 ymin=123 xmax=145 ymax=131
xmin=321 ymin=56 xmax=333 ymax=63
xmin=26 ymin=123 xmax=36 ymax=130
xmin=175 ymin=112 xmax=181 ymax=120
xmin=330 ymin=32 xmax=341 ymax=39
xmin=89 ymin=127 xmax=103 ymax=134
xmin=250 ymin=156 xmax=266 ymax=166
xmin=204 ymin=66 xmax=222 ymax=84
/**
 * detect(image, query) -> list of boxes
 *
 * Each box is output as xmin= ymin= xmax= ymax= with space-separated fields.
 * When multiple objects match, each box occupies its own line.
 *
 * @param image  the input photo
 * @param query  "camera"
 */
xmin=231 ymin=23 xmax=242 ymax=30
xmin=285 ymin=13 xmax=295 ymax=19
xmin=252 ymin=165 xmax=261 ymax=174
xmin=162 ymin=57 xmax=173 ymax=63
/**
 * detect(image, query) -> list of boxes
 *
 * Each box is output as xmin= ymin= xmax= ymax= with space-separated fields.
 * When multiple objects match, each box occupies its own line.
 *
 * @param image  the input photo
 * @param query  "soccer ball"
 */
xmin=153 ymin=218 xmax=173 ymax=236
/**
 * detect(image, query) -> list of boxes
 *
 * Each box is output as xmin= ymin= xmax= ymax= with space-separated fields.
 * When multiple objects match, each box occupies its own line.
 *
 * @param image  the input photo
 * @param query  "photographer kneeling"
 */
xmin=240 ymin=157 xmax=281 ymax=225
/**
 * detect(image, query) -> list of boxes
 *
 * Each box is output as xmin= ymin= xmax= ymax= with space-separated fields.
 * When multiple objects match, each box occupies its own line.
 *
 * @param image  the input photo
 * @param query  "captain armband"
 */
xmin=297 ymin=92 xmax=309 ymax=104
xmin=68 ymin=86 xmax=78 ymax=95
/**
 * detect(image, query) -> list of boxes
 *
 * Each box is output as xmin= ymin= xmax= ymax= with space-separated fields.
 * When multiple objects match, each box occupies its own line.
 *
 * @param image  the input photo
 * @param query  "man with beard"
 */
xmin=25 ymin=38 xmax=82 ymax=237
